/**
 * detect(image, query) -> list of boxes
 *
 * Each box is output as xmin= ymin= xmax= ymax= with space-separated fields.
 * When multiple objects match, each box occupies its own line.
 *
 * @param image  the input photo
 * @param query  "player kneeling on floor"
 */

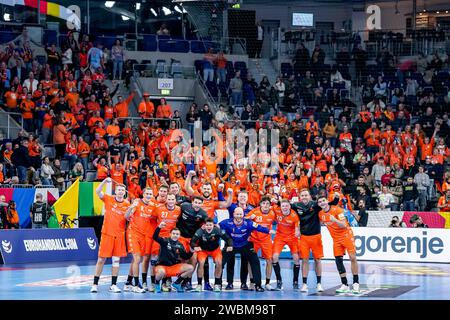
xmin=153 ymin=221 xmax=194 ymax=293
xmin=190 ymin=218 xmax=234 ymax=292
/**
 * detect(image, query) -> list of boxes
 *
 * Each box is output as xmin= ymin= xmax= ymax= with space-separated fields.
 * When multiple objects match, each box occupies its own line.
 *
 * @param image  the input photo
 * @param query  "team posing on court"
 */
xmin=90 ymin=171 xmax=360 ymax=294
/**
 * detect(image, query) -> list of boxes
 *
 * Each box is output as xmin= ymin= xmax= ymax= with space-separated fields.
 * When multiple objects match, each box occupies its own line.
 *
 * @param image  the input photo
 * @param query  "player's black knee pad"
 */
xmin=335 ymin=256 xmax=346 ymax=275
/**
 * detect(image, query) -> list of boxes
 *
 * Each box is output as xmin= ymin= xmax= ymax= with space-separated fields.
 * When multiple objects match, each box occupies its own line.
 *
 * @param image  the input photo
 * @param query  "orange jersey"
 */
xmin=274 ymin=209 xmax=299 ymax=241
xmin=101 ymin=195 xmax=130 ymax=237
xmin=152 ymin=205 xmax=181 ymax=237
xmin=202 ymin=198 xmax=220 ymax=218
xmin=246 ymin=208 xmax=275 ymax=242
xmin=128 ymin=200 xmax=156 ymax=235
xmin=319 ymin=205 xmax=353 ymax=242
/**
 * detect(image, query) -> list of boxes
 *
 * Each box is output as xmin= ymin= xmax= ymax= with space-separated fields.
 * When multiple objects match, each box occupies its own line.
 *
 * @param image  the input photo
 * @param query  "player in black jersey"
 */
xmin=190 ymin=218 xmax=233 ymax=292
xmin=176 ymin=196 xmax=208 ymax=290
xmin=152 ymin=221 xmax=194 ymax=293
xmin=291 ymin=189 xmax=339 ymax=292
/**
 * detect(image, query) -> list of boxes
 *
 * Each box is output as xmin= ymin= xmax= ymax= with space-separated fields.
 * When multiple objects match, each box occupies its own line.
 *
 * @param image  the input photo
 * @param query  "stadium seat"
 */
xmin=142 ymin=35 xmax=157 ymax=51
xmin=60 ymin=159 xmax=70 ymax=172
xmin=85 ymin=171 xmax=97 ymax=182
xmin=190 ymin=40 xmax=207 ymax=53
xmin=281 ymin=63 xmax=293 ymax=78
xmin=156 ymin=60 xmax=167 ymax=78
xmin=43 ymin=145 xmax=56 ymax=160
xmin=171 ymin=62 xmax=184 ymax=78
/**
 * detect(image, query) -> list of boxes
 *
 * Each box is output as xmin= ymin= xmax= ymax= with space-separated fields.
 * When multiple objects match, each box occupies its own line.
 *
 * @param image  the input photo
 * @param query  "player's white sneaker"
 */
xmin=316 ymin=283 xmax=324 ymax=292
xmin=352 ymin=283 xmax=360 ymax=294
xmin=142 ymin=282 xmax=148 ymax=292
xmin=300 ymin=283 xmax=308 ymax=292
xmin=336 ymin=284 xmax=350 ymax=293
xmin=90 ymin=285 xmax=98 ymax=293
xmin=264 ymin=283 xmax=274 ymax=291
xmin=162 ymin=283 xmax=170 ymax=292
xmin=147 ymin=283 xmax=155 ymax=292
xmin=249 ymin=283 xmax=255 ymax=291
xmin=109 ymin=284 xmax=122 ymax=293
xmin=132 ymin=286 xmax=146 ymax=293
xmin=123 ymin=284 xmax=133 ymax=292
xmin=193 ymin=285 xmax=202 ymax=292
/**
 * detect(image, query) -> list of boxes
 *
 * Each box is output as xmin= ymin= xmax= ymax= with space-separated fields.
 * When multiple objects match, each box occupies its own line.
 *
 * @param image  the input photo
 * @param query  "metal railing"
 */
xmin=195 ymin=73 xmax=219 ymax=113
xmin=132 ymin=63 xmax=196 ymax=79
xmin=221 ymin=37 xmax=247 ymax=55
xmin=0 ymin=111 xmax=23 ymax=139
xmin=116 ymin=117 xmax=182 ymax=129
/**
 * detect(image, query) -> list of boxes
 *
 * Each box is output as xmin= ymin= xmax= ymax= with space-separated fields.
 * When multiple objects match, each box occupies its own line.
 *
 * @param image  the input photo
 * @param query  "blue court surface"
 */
xmin=1 ymin=259 xmax=449 ymax=300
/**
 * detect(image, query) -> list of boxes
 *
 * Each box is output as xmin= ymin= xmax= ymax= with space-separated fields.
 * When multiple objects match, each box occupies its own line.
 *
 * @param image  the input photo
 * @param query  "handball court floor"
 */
xmin=1 ymin=259 xmax=450 ymax=300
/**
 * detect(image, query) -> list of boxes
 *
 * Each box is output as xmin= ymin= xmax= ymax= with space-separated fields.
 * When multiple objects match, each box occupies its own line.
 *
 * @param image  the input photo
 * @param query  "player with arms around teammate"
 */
xmin=91 ymin=178 xmax=130 ymax=293
xmin=317 ymin=195 xmax=360 ymax=294
xmin=123 ymin=187 xmax=155 ymax=293
xmin=272 ymin=200 xmax=300 ymax=290
xmin=245 ymin=197 xmax=276 ymax=291
xmin=190 ymin=217 xmax=233 ymax=292
xmin=219 ymin=207 xmax=276 ymax=292
xmin=152 ymin=221 xmax=194 ymax=293
xmin=291 ymin=189 xmax=338 ymax=292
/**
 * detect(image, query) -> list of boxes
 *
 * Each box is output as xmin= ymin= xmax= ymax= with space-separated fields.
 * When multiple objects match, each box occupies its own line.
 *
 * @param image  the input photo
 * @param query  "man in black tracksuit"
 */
xmin=175 ymin=197 xmax=208 ymax=290
xmin=291 ymin=190 xmax=339 ymax=292
xmin=403 ymin=177 xmax=419 ymax=211
xmin=190 ymin=217 xmax=233 ymax=291
xmin=152 ymin=222 xmax=194 ymax=293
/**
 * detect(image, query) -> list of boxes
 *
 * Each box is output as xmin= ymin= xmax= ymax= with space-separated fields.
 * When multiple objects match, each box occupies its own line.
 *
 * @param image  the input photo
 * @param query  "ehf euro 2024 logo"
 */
xmin=87 ymin=238 xmax=96 ymax=250
xmin=1 ymin=240 xmax=12 ymax=254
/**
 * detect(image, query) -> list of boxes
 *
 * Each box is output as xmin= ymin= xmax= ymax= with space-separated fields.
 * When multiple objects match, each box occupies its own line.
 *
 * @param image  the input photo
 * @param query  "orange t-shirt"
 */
xmin=152 ymin=205 xmax=182 ymax=237
xmin=20 ymin=100 xmax=35 ymax=119
xmin=110 ymin=166 xmax=125 ymax=185
xmin=274 ymin=209 xmax=299 ymax=241
xmin=101 ymin=195 xmax=130 ymax=236
xmin=4 ymin=91 xmax=18 ymax=109
xmin=77 ymin=141 xmax=90 ymax=158
xmin=95 ymin=163 xmax=109 ymax=180
xmin=7 ymin=209 xmax=19 ymax=224
xmin=138 ymin=101 xmax=155 ymax=118
xmin=246 ymin=208 xmax=275 ymax=242
xmin=155 ymin=104 xmax=172 ymax=118
xmin=128 ymin=199 xmax=156 ymax=235
xmin=319 ymin=205 xmax=353 ymax=242
xmin=106 ymin=125 xmax=120 ymax=137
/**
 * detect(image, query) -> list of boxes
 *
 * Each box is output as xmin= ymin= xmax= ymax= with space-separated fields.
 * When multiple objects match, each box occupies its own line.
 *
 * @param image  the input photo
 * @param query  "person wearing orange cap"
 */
xmin=138 ymin=93 xmax=155 ymax=119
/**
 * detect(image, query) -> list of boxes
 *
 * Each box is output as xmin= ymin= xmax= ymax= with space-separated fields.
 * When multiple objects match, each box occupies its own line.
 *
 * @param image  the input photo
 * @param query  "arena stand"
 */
xmin=1 ymin=16 xmax=450 ymax=235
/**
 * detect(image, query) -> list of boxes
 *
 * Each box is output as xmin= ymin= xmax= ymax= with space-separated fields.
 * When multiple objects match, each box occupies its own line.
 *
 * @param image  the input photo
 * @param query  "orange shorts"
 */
xmin=127 ymin=230 xmax=146 ymax=255
xmin=273 ymin=237 xmax=298 ymax=256
xmin=197 ymin=247 xmax=222 ymax=263
xmin=155 ymin=264 xmax=183 ymax=277
xmin=299 ymin=234 xmax=324 ymax=259
xmin=333 ymin=235 xmax=356 ymax=257
xmin=144 ymin=237 xmax=154 ymax=256
xmin=150 ymin=241 xmax=160 ymax=256
xmin=98 ymin=233 xmax=127 ymax=258
xmin=252 ymin=240 xmax=273 ymax=260
xmin=178 ymin=236 xmax=192 ymax=253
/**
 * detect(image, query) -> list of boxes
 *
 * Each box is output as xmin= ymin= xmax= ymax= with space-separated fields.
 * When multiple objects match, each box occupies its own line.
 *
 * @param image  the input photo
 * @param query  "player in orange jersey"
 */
xmin=123 ymin=187 xmax=155 ymax=293
xmin=91 ymin=178 xmax=130 ymax=293
xmin=185 ymin=170 xmax=233 ymax=219
xmin=151 ymin=193 xmax=182 ymax=291
xmin=245 ymin=196 xmax=276 ymax=291
xmin=317 ymin=195 xmax=360 ymax=294
xmin=272 ymin=200 xmax=300 ymax=290
xmin=143 ymin=185 xmax=168 ymax=292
